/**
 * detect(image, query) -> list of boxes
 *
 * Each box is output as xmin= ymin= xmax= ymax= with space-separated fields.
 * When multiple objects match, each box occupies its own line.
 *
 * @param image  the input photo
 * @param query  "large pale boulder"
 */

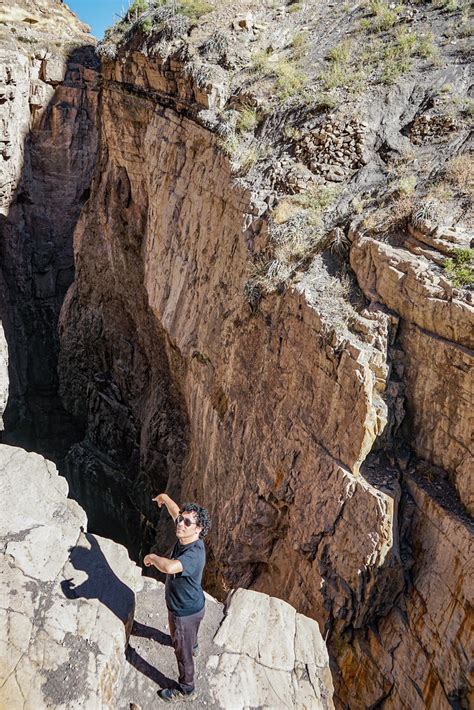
xmin=208 ymin=588 xmax=334 ymax=709
xmin=0 ymin=445 xmax=142 ymax=710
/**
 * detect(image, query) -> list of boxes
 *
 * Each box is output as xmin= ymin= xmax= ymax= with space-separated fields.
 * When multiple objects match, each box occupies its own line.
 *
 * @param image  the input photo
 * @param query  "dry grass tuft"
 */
xmin=444 ymin=154 xmax=473 ymax=196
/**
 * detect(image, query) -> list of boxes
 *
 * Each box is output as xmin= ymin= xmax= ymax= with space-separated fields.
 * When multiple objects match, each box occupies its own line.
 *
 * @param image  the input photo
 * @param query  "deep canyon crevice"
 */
xmin=0 ymin=2 xmax=472 ymax=709
xmin=0 ymin=36 xmax=98 ymax=461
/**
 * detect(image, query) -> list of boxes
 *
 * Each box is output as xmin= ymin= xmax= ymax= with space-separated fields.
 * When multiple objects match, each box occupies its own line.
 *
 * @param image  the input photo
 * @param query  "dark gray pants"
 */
xmin=168 ymin=606 xmax=205 ymax=693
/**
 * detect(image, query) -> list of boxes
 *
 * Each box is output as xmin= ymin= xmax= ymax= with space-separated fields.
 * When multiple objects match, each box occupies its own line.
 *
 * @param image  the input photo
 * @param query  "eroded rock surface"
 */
xmin=208 ymin=588 xmax=334 ymax=709
xmin=55 ymin=4 xmax=473 ymax=707
xmin=123 ymin=581 xmax=334 ymax=710
xmin=351 ymin=232 xmax=473 ymax=514
xmin=0 ymin=444 xmax=142 ymax=710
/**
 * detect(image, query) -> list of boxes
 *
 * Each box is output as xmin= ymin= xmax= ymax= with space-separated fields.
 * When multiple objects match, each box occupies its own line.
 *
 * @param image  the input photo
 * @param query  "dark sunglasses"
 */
xmin=175 ymin=514 xmax=195 ymax=528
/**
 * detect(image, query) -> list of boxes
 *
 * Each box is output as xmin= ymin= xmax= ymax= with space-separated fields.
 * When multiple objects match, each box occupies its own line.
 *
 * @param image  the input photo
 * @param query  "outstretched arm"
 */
xmin=143 ymin=553 xmax=183 ymax=575
xmin=152 ymin=493 xmax=180 ymax=520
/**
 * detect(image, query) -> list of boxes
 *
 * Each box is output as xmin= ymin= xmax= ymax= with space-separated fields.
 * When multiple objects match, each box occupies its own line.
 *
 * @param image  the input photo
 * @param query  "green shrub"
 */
xmin=317 ymin=92 xmax=338 ymax=110
xmin=129 ymin=0 xmax=148 ymax=14
xmin=322 ymin=61 xmax=347 ymax=89
xmin=177 ymin=0 xmax=213 ymax=21
xmin=238 ymin=146 xmax=264 ymax=174
xmin=292 ymin=30 xmax=309 ymax=53
xmin=252 ymin=49 xmax=273 ymax=74
xmin=327 ymin=40 xmax=352 ymax=63
xmin=443 ymin=248 xmax=474 ymax=287
xmin=291 ymin=185 xmax=341 ymax=224
xmin=237 ymin=106 xmax=259 ymax=133
xmin=140 ymin=16 xmax=153 ymax=32
xmin=393 ymin=28 xmax=418 ymax=55
xmin=364 ymin=1 xmax=405 ymax=31
xmin=275 ymin=60 xmax=307 ymax=99
xmin=397 ymin=175 xmax=417 ymax=195
xmin=218 ymin=132 xmax=240 ymax=157
xmin=417 ymin=32 xmax=438 ymax=59
xmin=320 ymin=39 xmax=367 ymax=93
xmin=433 ymin=0 xmax=458 ymax=9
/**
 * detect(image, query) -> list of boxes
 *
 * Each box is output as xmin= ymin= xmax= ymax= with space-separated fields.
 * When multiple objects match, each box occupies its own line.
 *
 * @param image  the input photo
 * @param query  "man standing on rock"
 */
xmin=144 ymin=493 xmax=210 ymax=703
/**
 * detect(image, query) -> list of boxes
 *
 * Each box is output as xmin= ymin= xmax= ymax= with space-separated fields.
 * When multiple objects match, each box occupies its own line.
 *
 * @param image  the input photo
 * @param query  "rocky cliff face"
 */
xmin=1 ymin=1 xmax=472 ymax=708
xmin=0 ymin=0 xmax=98 ymax=459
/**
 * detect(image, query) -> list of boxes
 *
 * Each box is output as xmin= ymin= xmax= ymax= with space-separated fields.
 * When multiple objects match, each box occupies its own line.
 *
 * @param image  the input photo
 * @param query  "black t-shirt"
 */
xmin=165 ymin=538 xmax=206 ymax=616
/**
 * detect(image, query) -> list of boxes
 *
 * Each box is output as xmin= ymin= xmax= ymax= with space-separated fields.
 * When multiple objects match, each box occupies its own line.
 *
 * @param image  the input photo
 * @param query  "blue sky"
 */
xmin=66 ymin=0 xmax=130 ymax=38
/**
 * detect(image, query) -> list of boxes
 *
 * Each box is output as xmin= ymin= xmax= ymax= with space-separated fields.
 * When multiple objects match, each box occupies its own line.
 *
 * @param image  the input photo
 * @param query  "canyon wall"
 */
xmin=0 ymin=0 xmax=98 ymax=460
xmin=57 ymin=28 xmax=473 ymax=710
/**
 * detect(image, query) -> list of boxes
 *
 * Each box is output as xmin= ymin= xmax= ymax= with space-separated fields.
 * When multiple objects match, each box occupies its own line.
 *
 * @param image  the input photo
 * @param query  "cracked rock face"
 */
xmin=0 ymin=444 xmax=143 ymax=709
xmin=351 ymin=232 xmax=474 ymax=514
xmin=208 ymin=588 xmax=334 ymax=709
xmin=55 ymin=11 xmax=473 ymax=707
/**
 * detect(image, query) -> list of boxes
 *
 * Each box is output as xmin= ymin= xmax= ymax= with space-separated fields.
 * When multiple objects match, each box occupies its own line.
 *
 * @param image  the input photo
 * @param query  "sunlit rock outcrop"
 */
xmin=0 ymin=444 xmax=142 ymax=709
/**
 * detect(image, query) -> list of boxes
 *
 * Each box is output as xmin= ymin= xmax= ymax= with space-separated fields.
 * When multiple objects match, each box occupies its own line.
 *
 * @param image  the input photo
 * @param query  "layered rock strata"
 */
xmin=57 ymin=33 xmax=473 ymax=709
xmin=0 ymin=0 xmax=98 ymax=459
xmin=59 ymin=42 xmax=403 ymax=634
xmin=343 ymin=230 xmax=474 ymax=709
xmin=336 ymin=469 xmax=473 ymax=709
xmin=351 ymin=232 xmax=473 ymax=514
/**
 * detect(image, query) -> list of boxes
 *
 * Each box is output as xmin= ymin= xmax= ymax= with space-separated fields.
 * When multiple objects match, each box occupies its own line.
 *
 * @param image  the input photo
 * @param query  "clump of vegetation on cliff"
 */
xmin=97 ymin=0 xmax=214 ymax=58
xmin=443 ymin=248 xmax=474 ymax=288
xmin=97 ymin=0 xmax=473 ymax=324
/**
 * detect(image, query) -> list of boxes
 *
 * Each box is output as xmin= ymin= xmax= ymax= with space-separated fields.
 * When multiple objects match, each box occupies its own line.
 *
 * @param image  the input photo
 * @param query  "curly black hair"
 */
xmin=180 ymin=503 xmax=211 ymax=538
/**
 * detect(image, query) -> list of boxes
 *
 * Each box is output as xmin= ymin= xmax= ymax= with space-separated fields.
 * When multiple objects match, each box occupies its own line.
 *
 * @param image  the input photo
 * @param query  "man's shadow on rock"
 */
xmin=131 ymin=620 xmax=172 ymax=646
xmin=126 ymin=644 xmax=179 ymax=690
xmin=61 ymin=532 xmax=135 ymax=624
xmin=61 ymin=533 xmax=176 ymax=689
xmin=126 ymin=617 xmax=176 ymax=688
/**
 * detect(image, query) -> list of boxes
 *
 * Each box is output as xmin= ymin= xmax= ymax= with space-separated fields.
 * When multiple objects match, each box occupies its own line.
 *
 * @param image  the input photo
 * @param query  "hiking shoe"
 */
xmin=192 ymin=644 xmax=199 ymax=657
xmin=157 ymin=688 xmax=195 ymax=703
